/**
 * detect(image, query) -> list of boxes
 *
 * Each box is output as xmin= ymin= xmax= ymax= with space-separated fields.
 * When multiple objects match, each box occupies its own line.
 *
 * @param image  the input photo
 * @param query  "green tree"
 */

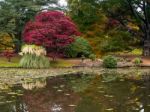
xmin=101 ymin=0 xmax=150 ymax=56
xmin=67 ymin=0 xmax=101 ymax=32
xmin=67 ymin=0 xmax=137 ymax=55
xmin=67 ymin=0 xmax=150 ymax=55
xmin=0 ymin=0 xmax=59 ymax=52
xmin=65 ymin=37 xmax=92 ymax=58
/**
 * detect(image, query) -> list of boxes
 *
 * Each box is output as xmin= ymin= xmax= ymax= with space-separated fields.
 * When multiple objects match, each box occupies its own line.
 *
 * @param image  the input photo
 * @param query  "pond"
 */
xmin=0 ymin=70 xmax=150 ymax=112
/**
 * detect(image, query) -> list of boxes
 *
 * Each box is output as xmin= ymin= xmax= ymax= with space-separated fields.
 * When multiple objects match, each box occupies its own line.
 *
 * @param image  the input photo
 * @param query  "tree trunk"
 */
xmin=14 ymin=42 xmax=21 ymax=53
xmin=14 ymin=33 xmax=22 ymax=53
xmin=8 ymin=33 xmax=22 ymax=53
xmin=143 ymin=40 xmax=150 ymax=56
xmin=143 ymin=24 xmax=150 ymax=56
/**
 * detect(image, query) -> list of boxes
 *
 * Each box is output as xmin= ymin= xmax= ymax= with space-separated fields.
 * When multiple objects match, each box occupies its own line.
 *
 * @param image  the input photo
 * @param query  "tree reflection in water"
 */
xmin=22 ymin=77 xmax=80 ymax=112
xmin=0 ymin=72 xmax=150 ymax=112
xmin=22 ymin=78 xmax=46 ymax=90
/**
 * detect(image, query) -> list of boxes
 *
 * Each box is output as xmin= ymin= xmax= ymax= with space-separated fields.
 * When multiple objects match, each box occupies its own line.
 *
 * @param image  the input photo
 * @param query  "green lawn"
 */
xmin=0 ymin=57 xmax=20 ymax=67
xmin=0 ymin=57 xmax=75 ymax=68
xmin=50 ymin=59 xmax=75 ymax=68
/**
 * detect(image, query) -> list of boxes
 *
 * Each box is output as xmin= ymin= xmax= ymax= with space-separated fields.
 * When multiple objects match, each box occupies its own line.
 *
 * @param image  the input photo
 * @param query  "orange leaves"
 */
xmin=0 ymin=33 xmax=14 ymax=51
xmin=127 ymin=23 xmax=139 ymax=31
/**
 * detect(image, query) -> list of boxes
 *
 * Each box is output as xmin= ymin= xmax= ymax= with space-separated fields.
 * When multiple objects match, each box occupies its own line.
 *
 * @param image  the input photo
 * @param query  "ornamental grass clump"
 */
xmin=19 ymin=45 xmax=50 ymax=68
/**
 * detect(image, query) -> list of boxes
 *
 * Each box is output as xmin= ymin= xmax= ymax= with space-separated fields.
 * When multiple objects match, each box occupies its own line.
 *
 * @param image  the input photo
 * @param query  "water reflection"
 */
xmin=0 ymin=71 xmax=149 ymax=112
xmin=22 ymin=77 xmax=80 ymax=112
xmin=22 ymin=78 xmax=46 ymax=90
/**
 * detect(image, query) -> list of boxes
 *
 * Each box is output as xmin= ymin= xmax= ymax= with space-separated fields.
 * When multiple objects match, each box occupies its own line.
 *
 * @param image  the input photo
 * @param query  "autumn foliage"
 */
xmin=23 ymin=11 xmax=80 ymax=54
xmin=106 ymin=18 xmax=120 ymax=29
xmin=0 ymin=51 xmax=16 ymax=62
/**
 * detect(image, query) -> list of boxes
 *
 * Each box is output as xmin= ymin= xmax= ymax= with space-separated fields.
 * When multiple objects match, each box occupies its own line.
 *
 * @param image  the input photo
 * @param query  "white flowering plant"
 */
xmin=19 ymin=44 xmax=47 ymax=56
xmin=19 ymin=44 xmax=50 ymax=68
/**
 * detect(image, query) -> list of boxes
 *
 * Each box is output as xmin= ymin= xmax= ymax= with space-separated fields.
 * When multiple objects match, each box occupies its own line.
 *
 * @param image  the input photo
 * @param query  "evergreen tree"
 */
xmin=0 ymin=0 xmax=59 ymax=52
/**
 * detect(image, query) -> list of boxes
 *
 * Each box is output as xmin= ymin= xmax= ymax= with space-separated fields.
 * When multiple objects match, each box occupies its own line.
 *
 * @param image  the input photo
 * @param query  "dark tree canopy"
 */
xmin=67 ymin=0 xmax=101 ymax=32
xmin=67 ymin=0 xmax=150 ymax=55
xmin=0 ymin=0 xmax=59 ymax=52
xmin=101 ymin=0 xmax=150 ymax=55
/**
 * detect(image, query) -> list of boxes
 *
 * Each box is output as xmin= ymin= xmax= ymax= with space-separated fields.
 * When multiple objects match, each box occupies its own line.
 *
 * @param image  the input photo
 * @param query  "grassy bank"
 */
xmin=0 ymin=57 xmax=20 ymax=67
xmin=0 ymin=57 xmax=76 ymax=68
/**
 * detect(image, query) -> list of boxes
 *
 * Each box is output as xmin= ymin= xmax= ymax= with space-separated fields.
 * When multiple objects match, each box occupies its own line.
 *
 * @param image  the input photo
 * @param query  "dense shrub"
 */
xmin=19 ymin=45 xmax=50 ymax=68
xmin=101 ymin=31 xmax=132 ymax=52
xmin=89 ymin=54 xmax=96 ymax=61
xmin=65 ymin=37 xmax=92 ymax=58
xmin=103 ymin=55 xmax=117 ymax=68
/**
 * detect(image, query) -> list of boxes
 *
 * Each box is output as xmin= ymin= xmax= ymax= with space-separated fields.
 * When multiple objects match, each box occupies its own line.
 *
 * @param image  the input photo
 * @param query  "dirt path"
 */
xmin=141 ymin=57 xmax=150 ymax=65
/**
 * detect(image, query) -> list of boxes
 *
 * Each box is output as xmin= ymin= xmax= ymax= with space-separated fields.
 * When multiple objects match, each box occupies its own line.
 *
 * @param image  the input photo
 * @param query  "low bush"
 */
xmin=103 ymin=55 xmax=117 ymax=68
xmin=131 ymin=49 xmax=142 ymax=55
xmin=133 ymin=58 xmax=142 ymax=66
xmin=89 ymin=54 xmax=96 ymax=61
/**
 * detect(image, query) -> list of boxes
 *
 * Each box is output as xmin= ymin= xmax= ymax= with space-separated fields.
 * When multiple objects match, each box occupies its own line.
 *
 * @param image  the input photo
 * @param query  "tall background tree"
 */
xmin=67 ymin=0 xmax=101 ymax=32
xmin=67 ymin=0 xmax=136 ymax=55
xmin=67 ymin=0 xmax=150 ymax=56
xmin=100 ymin=0 xmax=150 ymax=56
xmin=0 ymin=0 xmax=59 ymax=52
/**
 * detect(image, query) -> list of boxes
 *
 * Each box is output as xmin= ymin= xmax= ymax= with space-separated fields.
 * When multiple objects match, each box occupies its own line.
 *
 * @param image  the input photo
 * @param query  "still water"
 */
xmin=0 ymin=72 xmax=150 ymax=112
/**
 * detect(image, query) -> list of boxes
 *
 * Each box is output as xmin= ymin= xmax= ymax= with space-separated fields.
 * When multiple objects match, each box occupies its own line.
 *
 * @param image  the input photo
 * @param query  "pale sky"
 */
xmin=59 ymin=0 xmax=67 ymax=6
xmin=0 ymin=0 xmax=68 ymax=6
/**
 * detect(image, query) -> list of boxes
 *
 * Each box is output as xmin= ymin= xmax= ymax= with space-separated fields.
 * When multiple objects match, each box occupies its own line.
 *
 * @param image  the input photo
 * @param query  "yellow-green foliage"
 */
xmin=0 ymin=33 xmax=14 ymax=51
xmin=131 ymin=49 xmax=142 ymax=55
xmin=133 ymin=57 xmax=142 ymax=66
xmin=112 ymin=49 xmax=143 ymax=56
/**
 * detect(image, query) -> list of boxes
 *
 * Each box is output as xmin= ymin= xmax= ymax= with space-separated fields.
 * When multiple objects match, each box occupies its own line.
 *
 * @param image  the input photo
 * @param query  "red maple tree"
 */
xmin=0 ymin=51 xmax=16 ymax=62
xmin=23 ymin=11 xmax=80 ymax=58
